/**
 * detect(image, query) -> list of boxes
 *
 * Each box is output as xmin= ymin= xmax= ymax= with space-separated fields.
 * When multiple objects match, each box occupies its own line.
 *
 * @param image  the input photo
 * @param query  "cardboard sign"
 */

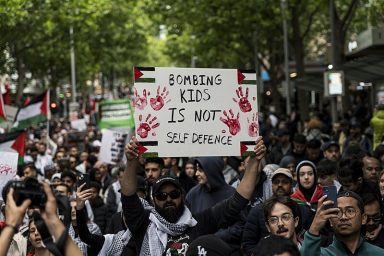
xmin=99 ymin=129 xmax=128 ymax=164
xmin=133 ymin=67 xmax=258 ymax=157
xmin=0 ymin=151 xmax=18 ymax=200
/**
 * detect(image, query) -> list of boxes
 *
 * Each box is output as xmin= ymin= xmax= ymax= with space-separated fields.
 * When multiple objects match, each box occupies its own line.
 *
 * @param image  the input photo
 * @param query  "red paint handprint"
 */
xmin=233 ymin=86 xmax=252 ymax=112
xmin=247 ymin=113 xmax=259 ymax=137
xmin=134 ymin=89 xmax=150 ymax=110
xmin=220 ymin=109 xmax=241 ymax=136
xmin=136 ymin=114 xmax=160 ymax=138
xmin=150 ymin=86 xmax=170 ymax=111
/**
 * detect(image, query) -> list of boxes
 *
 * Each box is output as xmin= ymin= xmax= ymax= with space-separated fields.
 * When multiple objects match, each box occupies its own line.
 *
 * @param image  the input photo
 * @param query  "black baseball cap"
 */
xmin=152 ymin=175 xmax=183 ymax=196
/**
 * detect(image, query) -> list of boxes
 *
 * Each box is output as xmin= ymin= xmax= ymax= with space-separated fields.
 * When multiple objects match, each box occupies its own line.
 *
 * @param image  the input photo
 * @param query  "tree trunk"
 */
xmin=291 ymin=2 xmax=309 ymax=120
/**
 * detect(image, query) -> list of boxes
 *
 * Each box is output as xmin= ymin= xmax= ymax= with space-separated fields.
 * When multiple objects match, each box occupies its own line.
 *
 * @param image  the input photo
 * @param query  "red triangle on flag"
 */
xmin=237 ymin=70 xmax=245 ymax=84
xmin=134 ymin=68 xmax=144 ymax=81
xmin=11 ymin=132 xmax=26 ymax=157
xmin=137 ymin=143 xmax=148 ymax=155
xmin=240 ymin=142 xmax=248 ymax=155
xmin=24 ymin=96 xmax=31 ymax=106
xmin=40 ymin=91 xmax=49 ymax=117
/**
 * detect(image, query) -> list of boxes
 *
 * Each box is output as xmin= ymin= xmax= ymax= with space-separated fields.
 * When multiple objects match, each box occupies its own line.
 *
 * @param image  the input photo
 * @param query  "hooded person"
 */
xmin=279 ymin=155 xmax=297 ymax=184
xmin=291 ymin=160 xmax=323 ymax=211
xmin=186 ymin=157 xmax=235 ymax=214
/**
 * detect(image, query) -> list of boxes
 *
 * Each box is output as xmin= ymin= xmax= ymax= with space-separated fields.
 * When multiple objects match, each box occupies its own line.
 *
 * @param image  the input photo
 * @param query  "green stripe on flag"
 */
xmin=142 ymin=152 xmax=159 ymax=158
xmin=242 ymin=80 xmax=257 ymax=85
xmin=135 ymin=78 xmax=155 ymax=83
xmin=12 ymin=114 xmax=47 ymax=131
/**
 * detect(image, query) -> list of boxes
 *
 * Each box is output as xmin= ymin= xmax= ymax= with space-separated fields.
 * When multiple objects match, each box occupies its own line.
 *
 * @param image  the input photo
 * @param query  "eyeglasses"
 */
xmin=154 ymin=190 xmax=181 ymax=201
xmin=268 ymin=213 xmax=293 ymax=225
xmin=337 ymin=207 xmax=358 ymax=219
xmin=366 ymin=214 xmax=381 ymax=223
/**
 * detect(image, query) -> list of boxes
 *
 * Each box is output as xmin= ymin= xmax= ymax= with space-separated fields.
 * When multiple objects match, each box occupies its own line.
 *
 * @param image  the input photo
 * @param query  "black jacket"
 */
xmin=90 ymin=197 xmax=108 ymax=233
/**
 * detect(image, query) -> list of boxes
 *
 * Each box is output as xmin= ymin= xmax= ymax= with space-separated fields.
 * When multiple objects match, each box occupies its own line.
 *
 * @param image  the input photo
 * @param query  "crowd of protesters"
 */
xmin=1 ymin=103 xmax=384 ymax=255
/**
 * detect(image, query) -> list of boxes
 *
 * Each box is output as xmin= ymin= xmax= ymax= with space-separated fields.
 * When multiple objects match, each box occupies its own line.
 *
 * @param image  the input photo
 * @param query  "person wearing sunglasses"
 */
xmin=263 ymin=196 xmax=301 ymax=248
xmin=362 ymin=193 xmax=384 ymax=248
xmin=121 ymin=136 xmax=266 ymax=255
xmin=301 ymin=191 xmax=384 ymax=255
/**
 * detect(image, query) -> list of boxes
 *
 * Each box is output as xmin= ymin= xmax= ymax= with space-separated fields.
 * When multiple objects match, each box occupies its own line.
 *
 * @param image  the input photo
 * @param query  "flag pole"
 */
xmin=46 ymin=89 xmax=50 ymax=152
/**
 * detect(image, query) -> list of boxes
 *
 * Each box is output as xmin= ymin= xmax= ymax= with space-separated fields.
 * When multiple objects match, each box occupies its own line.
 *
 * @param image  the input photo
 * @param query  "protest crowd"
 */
xmin=2 ymin=94 xmax=384 ymax=256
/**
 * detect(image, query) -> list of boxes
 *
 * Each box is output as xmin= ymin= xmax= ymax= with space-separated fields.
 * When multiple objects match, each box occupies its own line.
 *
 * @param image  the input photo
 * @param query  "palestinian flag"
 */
xmin=0 ymin=87 xmax=7 ymax=123
xmin=12 ymin=90 xmax=50 ymax=131
xmin=0 ymin=131 xmax=26 ymax=163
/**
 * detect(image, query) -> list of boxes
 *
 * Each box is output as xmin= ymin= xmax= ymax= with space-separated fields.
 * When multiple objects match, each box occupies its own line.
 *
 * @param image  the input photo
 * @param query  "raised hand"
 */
xmin=5 ymin=188 xmax=31 ymax=227
xmin=125 ymin=136 xmax=139 ymax=161
xmin=247 ymin=113 xmax=259 ymax=137
xmin=220 ymin=109 xmax=241 ymax=136
xmin=75 ymin=184 xmax=93 ymax=211
xmin=134 ymin=88 xmax=149 ymax=110
xmin=150 ymin=86 xmax=170 ymax=111
xmin=136 ymin=114 xmax=160 ymax=138
xmin=233 ymin=86 xmax=252 ymax=113
xmin=309 ymin=195 xmax=340 ymax=236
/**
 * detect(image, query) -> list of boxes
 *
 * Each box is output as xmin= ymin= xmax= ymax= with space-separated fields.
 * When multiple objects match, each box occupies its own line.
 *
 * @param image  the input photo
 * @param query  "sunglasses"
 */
xmin=154 ymin=190 xmax=181 ymax=201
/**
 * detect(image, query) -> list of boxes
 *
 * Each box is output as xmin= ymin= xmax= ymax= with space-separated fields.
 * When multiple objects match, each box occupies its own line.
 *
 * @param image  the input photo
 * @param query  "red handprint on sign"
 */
xmin=233 ymin=86 xmax=252 ymax=112
xmin=134 ymin=89 xmax=150 ymax=110
xmin=220 ymin=109 xmax=241 ymax=136
xmin=247 ymin=113 xmax=259 ymax=137
xmin=136 ymin=114 xmax=160 ymax=138
xmin=150 ymin=86 xmax=170 ymax=111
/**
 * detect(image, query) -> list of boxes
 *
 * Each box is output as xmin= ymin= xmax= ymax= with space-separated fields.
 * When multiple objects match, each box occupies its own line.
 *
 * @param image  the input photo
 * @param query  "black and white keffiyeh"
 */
xmin=139 ymin=205 xmax=197 ymax=255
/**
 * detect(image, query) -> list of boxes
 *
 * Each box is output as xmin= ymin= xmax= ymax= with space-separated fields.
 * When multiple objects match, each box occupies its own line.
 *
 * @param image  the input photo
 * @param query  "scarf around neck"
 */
xmin=140 ymin=205 xmax=197 ymax=256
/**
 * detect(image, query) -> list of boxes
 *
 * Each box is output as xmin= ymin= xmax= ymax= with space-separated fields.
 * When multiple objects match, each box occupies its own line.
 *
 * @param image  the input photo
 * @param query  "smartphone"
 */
xmin=77 ymin=173 xmax=90 ymax=191
xmin=323 ymin=185 xmax=338 ymax=209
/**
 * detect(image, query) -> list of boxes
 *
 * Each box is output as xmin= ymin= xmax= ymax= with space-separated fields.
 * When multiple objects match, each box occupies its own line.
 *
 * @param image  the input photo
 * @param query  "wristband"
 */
xmin=4 ymin=223 xmax=18 ymax=233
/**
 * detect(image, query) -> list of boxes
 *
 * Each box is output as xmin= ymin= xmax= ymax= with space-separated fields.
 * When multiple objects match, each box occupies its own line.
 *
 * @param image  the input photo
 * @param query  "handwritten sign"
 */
xmin=0 ymin=151 xmax=18 ymax=200
xmin=99 ymin=129 xmax=128 ymax=164
xmin=133 ymin=67 xmax=258 ymax=157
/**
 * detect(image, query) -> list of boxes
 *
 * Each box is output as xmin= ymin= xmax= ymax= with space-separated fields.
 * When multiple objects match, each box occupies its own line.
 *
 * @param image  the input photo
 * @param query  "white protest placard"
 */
xmin=133 ymin=67 xmax=258 ymax=157
xmin=71 ymin=118 xmax=87 ymax=131
xmin=99 ymin=129 xmax=128 ymax=164
xmin=0 ymin=151 xmax=18 ymax=200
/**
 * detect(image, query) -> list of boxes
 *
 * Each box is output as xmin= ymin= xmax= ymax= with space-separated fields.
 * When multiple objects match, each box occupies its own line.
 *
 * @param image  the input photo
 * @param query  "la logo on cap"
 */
xmin=197 ymin=246 xmax=207 ymax=256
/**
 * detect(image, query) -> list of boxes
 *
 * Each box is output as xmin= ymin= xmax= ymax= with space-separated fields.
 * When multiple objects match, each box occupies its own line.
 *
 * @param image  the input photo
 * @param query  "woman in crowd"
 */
xmin=28 ymin=219 xmax=52 ymax=256
xmin=291 ymin=160 xmax=323 ymax=211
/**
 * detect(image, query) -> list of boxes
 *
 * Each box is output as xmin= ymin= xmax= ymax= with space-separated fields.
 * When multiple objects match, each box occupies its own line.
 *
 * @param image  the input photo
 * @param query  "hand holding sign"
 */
xmin=150 ymin=86 xmax=170 ymax=111
xmin=220 ymin=109 xmax=241 ymax=136
xmin=137 ymin=114 xmax=160 ymax=138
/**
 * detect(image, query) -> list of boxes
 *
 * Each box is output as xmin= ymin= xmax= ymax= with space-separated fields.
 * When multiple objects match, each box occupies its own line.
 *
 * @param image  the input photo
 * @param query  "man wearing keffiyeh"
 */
xmin=121 ymin=136 xmax=267 ymax=255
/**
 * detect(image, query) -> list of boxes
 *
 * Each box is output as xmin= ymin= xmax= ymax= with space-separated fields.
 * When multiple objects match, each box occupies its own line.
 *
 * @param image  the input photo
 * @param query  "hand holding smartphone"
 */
xmin=77 ymin=173 xmax=90 ymax=191
xmin=323 ymin=185 xmax=338 ymax=209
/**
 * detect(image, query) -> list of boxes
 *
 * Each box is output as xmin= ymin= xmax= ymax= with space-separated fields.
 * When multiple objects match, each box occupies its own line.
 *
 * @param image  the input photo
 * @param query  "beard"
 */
xmin=155 ymin=201 xmax=185 ymax=223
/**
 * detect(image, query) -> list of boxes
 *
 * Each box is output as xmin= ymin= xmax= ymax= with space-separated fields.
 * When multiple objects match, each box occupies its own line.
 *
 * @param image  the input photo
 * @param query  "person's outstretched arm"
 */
xmin=75 ymin=183 xmax=105 ymax=253
xmin=121 ymin=136 xmax=140 ymax=196
xmin=236 ymin=136 xmax=266 ymax=200
xmin=0 ymin=188 xmax=31 ymax=256
xmin=40 ymin=182 xmax=83 ymax=256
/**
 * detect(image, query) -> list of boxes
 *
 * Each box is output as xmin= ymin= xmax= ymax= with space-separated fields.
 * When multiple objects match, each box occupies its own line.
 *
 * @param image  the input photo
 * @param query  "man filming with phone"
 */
xmin=301 ymin=191 xmax=384 ymax=255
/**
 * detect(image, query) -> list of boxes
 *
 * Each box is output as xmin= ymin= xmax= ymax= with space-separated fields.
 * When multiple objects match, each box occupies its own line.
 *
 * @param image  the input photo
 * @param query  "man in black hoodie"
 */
xmin=185 ymin=157 xmax=235 ymax=214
